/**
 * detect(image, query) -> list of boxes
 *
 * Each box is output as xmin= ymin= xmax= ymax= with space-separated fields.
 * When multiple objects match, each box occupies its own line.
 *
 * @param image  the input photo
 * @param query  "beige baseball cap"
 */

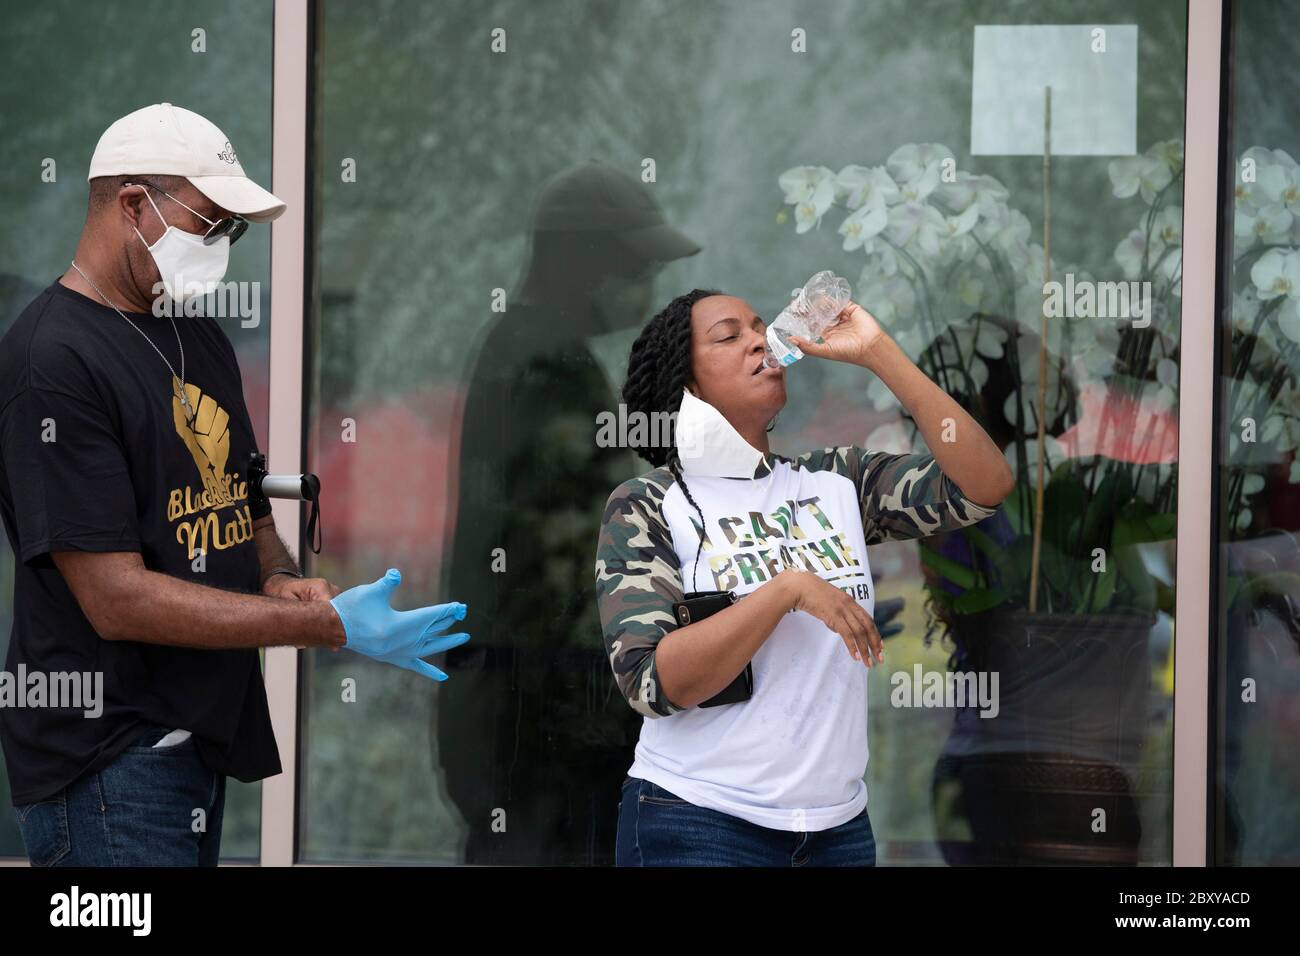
xmin=87 ymin=103 xmax=285 ymax=223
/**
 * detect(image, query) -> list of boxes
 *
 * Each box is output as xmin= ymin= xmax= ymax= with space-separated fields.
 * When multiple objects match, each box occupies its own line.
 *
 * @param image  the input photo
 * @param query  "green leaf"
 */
xmin=1155 ymin=582 xmax=1176 ymax=615
xmin=928 ymin=587 xmax=956 ymax=609
xmin=1080 ymin=471 xmax=1132 ymax=551
xmin=920 ymin=545 xmax=977 ymax=589
xmin=1042 ymin=469 xmax=1087 ymax=552
xmin=954 ymin=587 xmax=1008 ymax=614
xmin=960 ymin=524 xmax=1011 ymax=579
xmin=1002 ymin=537 xmax=1035 ymax=599
xmin=1081 ymin=558 xmax=1119 ymax=613
xmin=1002 ymin=483 xmax=1032 ymax=536
xmin=1113 ymin=543 xmax=1157 ymax=612
xmin=1113 ymin=503 xmax=1177 ymax=548
xmin=1038 ymin=538 xmax=1077 ymax=605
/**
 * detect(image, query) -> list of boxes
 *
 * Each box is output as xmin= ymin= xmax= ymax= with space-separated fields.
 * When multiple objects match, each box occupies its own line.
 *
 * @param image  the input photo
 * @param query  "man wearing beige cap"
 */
xmin=0 ymin=104 xmax=469 ymax=866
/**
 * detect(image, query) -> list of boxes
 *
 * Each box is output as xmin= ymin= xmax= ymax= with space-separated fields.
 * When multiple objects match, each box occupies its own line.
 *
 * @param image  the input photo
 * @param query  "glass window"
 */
xmin=303 ymin=0 xmax=1186 ymax=863
xmin=1214 ymin=0 xmax=1300 ymax=867
xmin=0 ymin=0 xmax=274 ymax=862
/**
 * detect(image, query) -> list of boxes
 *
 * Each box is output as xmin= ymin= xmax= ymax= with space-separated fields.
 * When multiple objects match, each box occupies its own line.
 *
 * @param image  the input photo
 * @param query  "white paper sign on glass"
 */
xmin=970 ymin=24 xmax=1137 ymax=157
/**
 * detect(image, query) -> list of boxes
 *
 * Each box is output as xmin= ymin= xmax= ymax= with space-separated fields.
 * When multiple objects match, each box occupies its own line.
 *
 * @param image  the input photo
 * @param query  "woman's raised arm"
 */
xmin=791 ymin=303 xmax=1015 ymax=509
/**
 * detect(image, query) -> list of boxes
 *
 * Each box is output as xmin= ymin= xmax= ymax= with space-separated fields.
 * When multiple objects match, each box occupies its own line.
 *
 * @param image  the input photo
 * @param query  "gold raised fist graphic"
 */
xmin=172 ymin=378 xmax=233 ymax=506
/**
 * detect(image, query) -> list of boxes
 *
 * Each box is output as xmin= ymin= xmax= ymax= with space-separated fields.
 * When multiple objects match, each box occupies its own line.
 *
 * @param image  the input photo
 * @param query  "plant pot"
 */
xmin=931 ymin=609 xmax=1155 ymax=865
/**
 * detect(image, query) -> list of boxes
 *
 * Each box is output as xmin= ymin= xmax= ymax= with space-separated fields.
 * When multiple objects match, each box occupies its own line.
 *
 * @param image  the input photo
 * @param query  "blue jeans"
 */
xmin=616 ymin=776 xmax=876 ymax=866
xmin=13 ymin=723 xmax=227 ymax=867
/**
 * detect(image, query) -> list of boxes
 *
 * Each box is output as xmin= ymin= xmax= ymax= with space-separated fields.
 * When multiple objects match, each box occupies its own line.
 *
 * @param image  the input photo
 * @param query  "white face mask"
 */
xmin=135 ymin=189 xmax=229 ymax=302
xmin=675 ymin=387 xmax=767 ymax=479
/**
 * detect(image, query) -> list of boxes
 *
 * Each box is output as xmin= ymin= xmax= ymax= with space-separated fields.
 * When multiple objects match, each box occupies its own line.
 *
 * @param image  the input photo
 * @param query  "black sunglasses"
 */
xmin=126 ymin=180 xmax=250 ymax=246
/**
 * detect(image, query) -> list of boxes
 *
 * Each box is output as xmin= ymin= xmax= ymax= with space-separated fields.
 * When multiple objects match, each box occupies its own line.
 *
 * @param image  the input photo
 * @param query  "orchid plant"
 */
xmin=777 ymin=140 xmax=1188 ymax=621
xmin=1225 ymin=146 xmax=1300 ymax=532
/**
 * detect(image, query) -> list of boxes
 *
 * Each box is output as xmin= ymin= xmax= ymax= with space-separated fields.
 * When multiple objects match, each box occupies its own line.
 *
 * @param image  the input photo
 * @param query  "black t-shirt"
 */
xmin=0 ymin=280 xmax=280 ymax=804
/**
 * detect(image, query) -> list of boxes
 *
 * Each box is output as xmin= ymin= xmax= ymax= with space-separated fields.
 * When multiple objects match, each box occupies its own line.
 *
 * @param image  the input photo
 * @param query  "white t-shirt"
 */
xmin=595 ymin=443 xmax=996 ymax=832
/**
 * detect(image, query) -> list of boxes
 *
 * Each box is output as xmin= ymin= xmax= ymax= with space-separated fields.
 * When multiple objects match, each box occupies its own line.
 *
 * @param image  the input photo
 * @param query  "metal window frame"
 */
xmin=261 ymin=0 xmax=312 ymax=867
xmin=1172 ymin=0 xmax=1224 ymax=868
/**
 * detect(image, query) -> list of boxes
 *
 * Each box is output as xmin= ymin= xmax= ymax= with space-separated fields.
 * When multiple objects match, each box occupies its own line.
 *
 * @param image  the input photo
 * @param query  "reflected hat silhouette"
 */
xmin=532 ymin=160 xmax=700 ymax=262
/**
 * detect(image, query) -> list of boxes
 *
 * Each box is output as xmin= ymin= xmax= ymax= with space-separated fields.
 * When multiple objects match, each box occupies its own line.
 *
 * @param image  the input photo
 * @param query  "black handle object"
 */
xmin=247 ymin=452 xmax=324 ymax=554
xmin=670 ymin=590 xmax=753 ymax=708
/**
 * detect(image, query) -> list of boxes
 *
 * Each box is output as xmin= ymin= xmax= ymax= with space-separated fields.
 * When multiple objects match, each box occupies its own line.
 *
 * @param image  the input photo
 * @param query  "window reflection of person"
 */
xmin=434 ymin=162 xmax=699 ymax=864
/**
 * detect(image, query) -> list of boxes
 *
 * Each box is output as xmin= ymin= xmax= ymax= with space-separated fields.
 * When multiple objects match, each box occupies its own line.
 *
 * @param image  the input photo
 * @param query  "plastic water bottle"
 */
xmin=762 ymin=271 xmax=852 ymax=368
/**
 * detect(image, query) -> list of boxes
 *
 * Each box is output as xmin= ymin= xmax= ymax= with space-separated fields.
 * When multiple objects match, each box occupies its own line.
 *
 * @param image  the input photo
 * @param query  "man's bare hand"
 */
xmin=264 ymin=575 xmax=341 ymax=602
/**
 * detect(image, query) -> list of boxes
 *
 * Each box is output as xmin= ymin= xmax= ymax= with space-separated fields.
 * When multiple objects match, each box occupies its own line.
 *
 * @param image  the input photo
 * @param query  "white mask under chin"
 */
xmin=675 ymin=387 xmax=767 ymax=479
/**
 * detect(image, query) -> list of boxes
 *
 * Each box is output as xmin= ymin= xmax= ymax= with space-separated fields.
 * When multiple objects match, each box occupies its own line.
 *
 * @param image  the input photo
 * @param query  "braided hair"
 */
xmin=622 ymin=288 xmax=722 ymax=590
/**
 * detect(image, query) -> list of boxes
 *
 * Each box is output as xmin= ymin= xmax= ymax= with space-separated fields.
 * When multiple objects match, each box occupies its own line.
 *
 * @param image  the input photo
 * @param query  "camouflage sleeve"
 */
xmin=797 ymin=445 xmax=999 ymax=545
xmin=594 ymin=473 xmax=686 ymax=718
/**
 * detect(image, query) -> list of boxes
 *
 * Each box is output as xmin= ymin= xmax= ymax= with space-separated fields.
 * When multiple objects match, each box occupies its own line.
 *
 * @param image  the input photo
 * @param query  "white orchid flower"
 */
xmin=955 ymin=270 xmax=984 ymax=308
xmin=793 ymin=181 xmax=836 ymax=233
xmin=1278 ymin=295 xmax=1300 ymax=344
xmin=835 ymin=164 xmax=899 ymax=210
xmin=1151 ymin=139 xmax=1184 ymax=174
xmin=885 ymin=143 xmax=955 ymax=184
xmin=933 ymin=170 xmax=1010 ymax=217
xmin=1255 ymin=162 xmax=1292 ymax=207
xmin=1250 ymin=247 xmax=1300 ymax=299
xmin=1256 ymin=389 xmax=1300 ymax=452
xmin=838 ymin=201 xmax=888 ymax=251
xmin=1154 ymin=205 xmax=1183 ymax=246
xmin=892 ymin=321 xmax=927 ymax=360
xmin=1109 ymin=152 xmax=1174 ymax=204
xmin=1235 ymin=202 xmax=1292 ymax=245
xmin=1115 ymin=227 xmax=1157 ymax=279
xmin=896 ymin=162 xmax=941 ymax=205
xmin=778 ymin=165 xmax=836 ymax=205
xmin=857 ymin=269 xmax=915 ymax=322
xmin=1016 ymin=242 xmax=1060 ymax=290
xmin=978 ymin=206 xmax=1032 ymax=257
xmin=854 ymin=236 xmax=902 ymax=277
xmin=1160 ymin=248 xmax=1183 ymax=298
xmin=940 ymin=203 xmax=980 ymax=244
xmin=1231 ymin=284 xmax=1263 ymax=335
xmin=885 ymin=201 xmax=947 ymax=258
xmin=1069 ymin=340 xmax=1117 ymax=382
xmin=1236 ymin=147 xmax=1284 ymax=208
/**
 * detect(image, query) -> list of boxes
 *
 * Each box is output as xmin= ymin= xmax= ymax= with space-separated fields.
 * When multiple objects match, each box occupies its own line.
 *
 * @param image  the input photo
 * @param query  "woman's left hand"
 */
xmin=789 ymin=300 xmax=887 ymax=366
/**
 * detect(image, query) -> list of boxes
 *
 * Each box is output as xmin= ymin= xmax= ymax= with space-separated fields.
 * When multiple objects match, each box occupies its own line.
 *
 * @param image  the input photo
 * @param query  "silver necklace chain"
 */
xmin=69 ymin=260 xmax=191 ymax=414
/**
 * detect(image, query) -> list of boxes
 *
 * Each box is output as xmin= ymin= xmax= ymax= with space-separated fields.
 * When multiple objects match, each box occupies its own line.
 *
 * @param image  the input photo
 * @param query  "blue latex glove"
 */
xmin=329 ymin=568 xmax=469 ymax=681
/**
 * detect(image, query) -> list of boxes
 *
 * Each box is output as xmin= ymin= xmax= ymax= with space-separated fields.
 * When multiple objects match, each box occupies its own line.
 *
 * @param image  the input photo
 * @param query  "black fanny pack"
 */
xmin=671 ymin=590 xmax=754 ymax=707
